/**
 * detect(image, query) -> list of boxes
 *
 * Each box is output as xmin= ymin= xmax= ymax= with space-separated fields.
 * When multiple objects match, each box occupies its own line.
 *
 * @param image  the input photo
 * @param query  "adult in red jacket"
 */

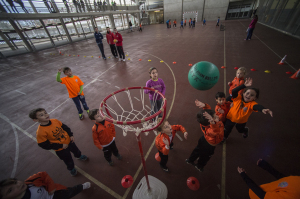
xmin=106 ymin=27 xmax=118 ymax=58
xmin=245 ymin=15 xmax=258 ymax=41
xmin=113 ymin=28 xmax=125 ymax=61
xmin=0 ymin=172 xmax=91 ymax=199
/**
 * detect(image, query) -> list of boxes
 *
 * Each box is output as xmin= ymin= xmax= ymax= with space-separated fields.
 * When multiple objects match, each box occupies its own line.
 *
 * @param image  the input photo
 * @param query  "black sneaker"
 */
xmin=77 ymin=155 xmax=88 ymax=161
xmin=243 ymin=127 xmax=249 ymax=138
xmin=116 ymin=154 xmax=122 ymax=160
xmin=195 ymin=165 xmax=204 ymax=172
xmin=185 ymin=159 xmax=195 ymax=165
xmin=79 ymin=114 xmax=84 ymax=120
xmin=160 ymin=165 xmax=169 ymax=172
xmin=108 ymin=161 xmax=114 ymax=166
xmin=70 ymin=168 xmax=77 ymax=176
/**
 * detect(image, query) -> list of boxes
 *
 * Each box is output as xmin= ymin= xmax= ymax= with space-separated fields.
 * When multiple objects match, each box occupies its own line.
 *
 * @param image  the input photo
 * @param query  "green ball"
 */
xmin=188 ymin=61 xmax=220 ymax=90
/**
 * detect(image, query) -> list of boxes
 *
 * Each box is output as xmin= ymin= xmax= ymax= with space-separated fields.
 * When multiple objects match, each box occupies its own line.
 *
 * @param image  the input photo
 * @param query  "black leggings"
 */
xmin=224 ymin=119 xmax=247 ymax=138
xmin=103 ymin=140 xmax=119 ymax=162
xmin=53 ymin=185 xmax=83 ymax=199
xmin=116 ymin=46 xmax=125 ymax=59
xmin=158 ymin=151 xmax=168 ymax=167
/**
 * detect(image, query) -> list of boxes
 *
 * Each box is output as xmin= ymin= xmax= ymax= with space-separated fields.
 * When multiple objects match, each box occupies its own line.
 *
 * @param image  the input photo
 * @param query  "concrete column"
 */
xmin=109 ymin=14 xmax=116 ymax=28
xmin=123 ymin=0 xmax=126 ymax=6
xmin=0 ymin=30 xmax=16 ymax=50
xmin=39 ymin=19 xmax=55 ymax=46
xmin=50 ymin=0 xmax=60 ymax=13
xmin=59 ymin=17 xmax=72 ymax=42
xmin=126 ymin=13 xmax=130 ymax=28
xmin=286 ymin=0 xmax=300 ymax=31
xmin=270 ymin=0 xmax=288 ymax=26
xmin=8 ymin=19 xmax=34 ymax=52
xmin=90 ymin=16 xmax=96 ymax=28
xmin=137 ymin=11 xmax=141 ymax=24
xmin=71 ymin=18 xmax=80 ymax=37
xmin=28 ymin=0 xmax=38 ymax=13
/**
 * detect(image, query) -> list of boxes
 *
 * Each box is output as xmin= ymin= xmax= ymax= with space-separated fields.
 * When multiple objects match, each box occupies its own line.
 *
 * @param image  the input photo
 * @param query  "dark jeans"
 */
xmin=224 ymin=119 xmax=247 ymax=138
xmin=53 ymin=185 xmax=83 ymax=199
xmin=246 ymin=28 xmax=254 ymax=40
xmin=150 ymin=98 xmax=163 ymax=117
xmin=97 ymin=43 xmax=106 ymax=58
xmin=56 ymin=142 xmax=81 ymax=171
xmin=173 ymin=24 xmax=176 ymax=27
xmin=158 ymin=151 xmax=168 ymax=168
xmin=216 ymin=22 xmax=219 ymax=26
xmin=139 ymin=27 xmax=142 ymax=31
xmin=103 ymin=140 xmax=119 ymax=162
xmin=188 ymin=136 xmax=216 ymax=168
xmin=116 ymin=46 xmax=125 ymax=59
xmin=180 ymin=25 xmax=184 ymax=29
xmin=166 ymin=23 xmax=169 ymax=28
xmin=109 ymin=44 xmax=118 ymax=57
xmin=71 ymin=95 xmax=89 ymax=114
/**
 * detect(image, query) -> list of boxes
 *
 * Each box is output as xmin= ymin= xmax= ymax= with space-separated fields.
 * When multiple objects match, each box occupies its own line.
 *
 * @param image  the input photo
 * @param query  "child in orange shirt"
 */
xmin=56 ymin=67 xmax=89 ymax=120
xmin=238 ymin=159 xmax=300 ymax=199
xmin=224 ymin=78 xmax=273 ymax=140
xmin=29 ymin=108 xmax=88 ymax=176
xmin=173 ymin=19 xmax=177 ymax=28
xmin=184 ymin=18 xmax=187 ymax=27
xmin=185 ymin=101 xmax=224 ymax=172
xmin=169 ymin=20 xmax=171 ymax=28
xmin=215 ymin=92 xmax=231 ymax=124
xmin=88 ymin=109 xmax=122 ymax=166
xmin=0 ymin=172 xmax=91 ymax=199
xmin=228 ymin=67 xmax=246 ymax=97
xmin=155 ymin=118 xmax=188 ymax=172
xmin=139 ymin=23 xmax=142 ymax=32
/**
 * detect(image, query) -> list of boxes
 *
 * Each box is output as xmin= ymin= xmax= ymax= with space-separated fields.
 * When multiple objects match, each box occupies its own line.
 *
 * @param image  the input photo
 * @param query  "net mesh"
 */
xmin=100 ymin=88 xmax=166 ymax=136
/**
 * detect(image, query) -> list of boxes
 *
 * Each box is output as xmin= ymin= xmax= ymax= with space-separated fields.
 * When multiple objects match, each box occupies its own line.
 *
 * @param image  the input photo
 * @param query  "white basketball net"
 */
xmin=100 ymin=88 xmax=165 ymax=137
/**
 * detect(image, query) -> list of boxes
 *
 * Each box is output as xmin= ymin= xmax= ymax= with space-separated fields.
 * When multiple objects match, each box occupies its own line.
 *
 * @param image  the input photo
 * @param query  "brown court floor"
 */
xmin=0 ymin=19 xmax=300 ymax=199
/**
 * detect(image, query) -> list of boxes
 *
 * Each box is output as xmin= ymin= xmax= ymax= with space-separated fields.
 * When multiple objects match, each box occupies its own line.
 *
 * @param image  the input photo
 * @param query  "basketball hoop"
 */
xmin=100 ymin=87 xmax=168 ymax=199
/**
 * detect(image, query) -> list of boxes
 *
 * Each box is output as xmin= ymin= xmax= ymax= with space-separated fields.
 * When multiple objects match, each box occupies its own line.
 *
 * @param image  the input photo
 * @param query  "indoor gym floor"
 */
xmin=0 ymin=19 xmax=300 ymax=199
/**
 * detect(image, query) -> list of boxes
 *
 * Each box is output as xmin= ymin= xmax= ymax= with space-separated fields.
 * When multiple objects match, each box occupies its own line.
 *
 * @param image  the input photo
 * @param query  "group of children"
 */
xmin=166 ymin=17 xmax=220 ymax=29
xmin=152 ymin=67 xmax=273 ymax=173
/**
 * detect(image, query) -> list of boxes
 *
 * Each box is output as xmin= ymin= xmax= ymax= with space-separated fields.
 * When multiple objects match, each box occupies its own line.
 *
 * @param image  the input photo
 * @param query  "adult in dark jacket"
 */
xmin=106 ymin=27 xmax=118 ymax=58
xmin=245 ymin=15 xmax=258 ymax=41
xmin=94 ymin=27 xmax=106 ymax=59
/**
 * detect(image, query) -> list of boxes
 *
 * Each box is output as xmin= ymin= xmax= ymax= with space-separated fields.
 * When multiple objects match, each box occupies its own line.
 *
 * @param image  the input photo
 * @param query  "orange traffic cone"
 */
xmin=278 ymin=55 xmax=287 ymax=65
xmin=290 ymin=69 xmax=300 ymax=79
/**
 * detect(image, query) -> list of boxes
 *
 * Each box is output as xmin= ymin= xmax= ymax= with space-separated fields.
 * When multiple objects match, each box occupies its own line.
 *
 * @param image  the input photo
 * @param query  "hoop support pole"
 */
xmin=136 ymin=134 xmax=151 ymax=193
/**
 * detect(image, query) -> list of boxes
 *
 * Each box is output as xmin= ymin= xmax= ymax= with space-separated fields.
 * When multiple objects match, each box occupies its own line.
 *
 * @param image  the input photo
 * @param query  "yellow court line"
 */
xmin=221 ymin=26 xmax=227 ymax=199
xmin=0 ymin=113 xmax=123 ymax=199
xmin=122 ymin=53 xmax=177 ymax=199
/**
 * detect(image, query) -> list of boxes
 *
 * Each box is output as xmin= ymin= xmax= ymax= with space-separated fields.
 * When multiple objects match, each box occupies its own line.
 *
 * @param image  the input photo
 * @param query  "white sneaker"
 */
xmin=119 ymin=58 xmax=122 ymax=61
xmin=82 ymin=182 xmax=91 ymax=190
xmin=123 ymin=59 xmax=126 ymax=62
xmin=115 ymin=56 xmax=118 ymax=58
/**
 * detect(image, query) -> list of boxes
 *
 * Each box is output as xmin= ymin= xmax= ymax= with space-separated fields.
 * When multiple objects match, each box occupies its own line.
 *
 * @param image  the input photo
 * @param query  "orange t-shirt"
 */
xmin=92 ymin=121 xmax=116 ymax=150
xmin=226 ymin=94 xmax=257 ymax=123
xmin=61 ymin=76 xmax=84 ymax=98
xmin=184 ymin=20 xmax=186 ymax=23
xmin=189 ymin=19 xmax=191 ymax=23
xmin=174 ymin=21 xmax=176 ymax=24
xmin=249 ymin=176 xmax=300 ymax=199
xmin=139 ymin=24 xmax=142 ymax=27
xmin=169 ymin=21 xmax=171 ymax=25
xmin=36 ymin=119 xmax=71 ymax=151
xmin=229 ymin=77 xmax=244 ymax=95
xmin=215 ymin=102 xmax=231 ymax=122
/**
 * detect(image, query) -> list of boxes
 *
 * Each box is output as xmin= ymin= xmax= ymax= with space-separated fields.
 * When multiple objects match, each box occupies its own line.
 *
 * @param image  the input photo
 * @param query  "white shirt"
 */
xmin=28 ymin=186 xmax=53 ymax=199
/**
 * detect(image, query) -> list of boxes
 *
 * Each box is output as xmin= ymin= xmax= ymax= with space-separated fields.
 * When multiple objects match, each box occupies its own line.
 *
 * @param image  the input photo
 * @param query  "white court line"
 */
xmin=106 ymin=82 xmax=111 ymax=85
xmin=115 ymin=86 xmax=120 ymax=89
xmin=238 ymin=21 xmax=297 ymax=71
xmin=176 ymin=133 xmax=183 ymax=141
xmin=0 ymin=113 xmax=123 ymax=199
xmin=134 ymin=97 xmax=140 ymax=101
xmin=25 ymin=63 xmax=118 ymax=132
xmin=10 ymin=124 xmax=19 ymax=178
xmin=15 ymin=90 xmax=26 ymax=95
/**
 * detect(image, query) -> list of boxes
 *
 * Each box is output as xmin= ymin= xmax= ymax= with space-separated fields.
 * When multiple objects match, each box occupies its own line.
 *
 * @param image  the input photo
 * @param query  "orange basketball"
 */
xmin=114 ymin=39 xmax=117 ymax=43
xmin=155 ymin=152 xmax=161 ymax=162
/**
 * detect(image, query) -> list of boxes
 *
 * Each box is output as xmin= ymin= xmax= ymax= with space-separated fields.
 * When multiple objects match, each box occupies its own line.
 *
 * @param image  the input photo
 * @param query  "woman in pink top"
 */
xmin=245 ymin=15 xmax=258 ymax=41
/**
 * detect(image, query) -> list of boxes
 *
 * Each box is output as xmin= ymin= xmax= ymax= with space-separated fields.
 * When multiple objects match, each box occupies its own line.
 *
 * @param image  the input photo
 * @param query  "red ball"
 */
xmin=189 ymin=64 xmax=192 ymax=66
xmin=173 ymin=62 xmax=176 ymax=64
xmin=187 ymin=177 xmax=200 ymax=191
xmin=234 ymin=67 xmax=239 ymax=70
xmin=121 ymin=175 xmax=133 ymax=188
xmin=251 ymin=69 xmax=256 ymax=71
xmin=139 ymin=59 xmax=142 ymax=61
xmin=155 ymin=152 xmax=161 ymax=162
